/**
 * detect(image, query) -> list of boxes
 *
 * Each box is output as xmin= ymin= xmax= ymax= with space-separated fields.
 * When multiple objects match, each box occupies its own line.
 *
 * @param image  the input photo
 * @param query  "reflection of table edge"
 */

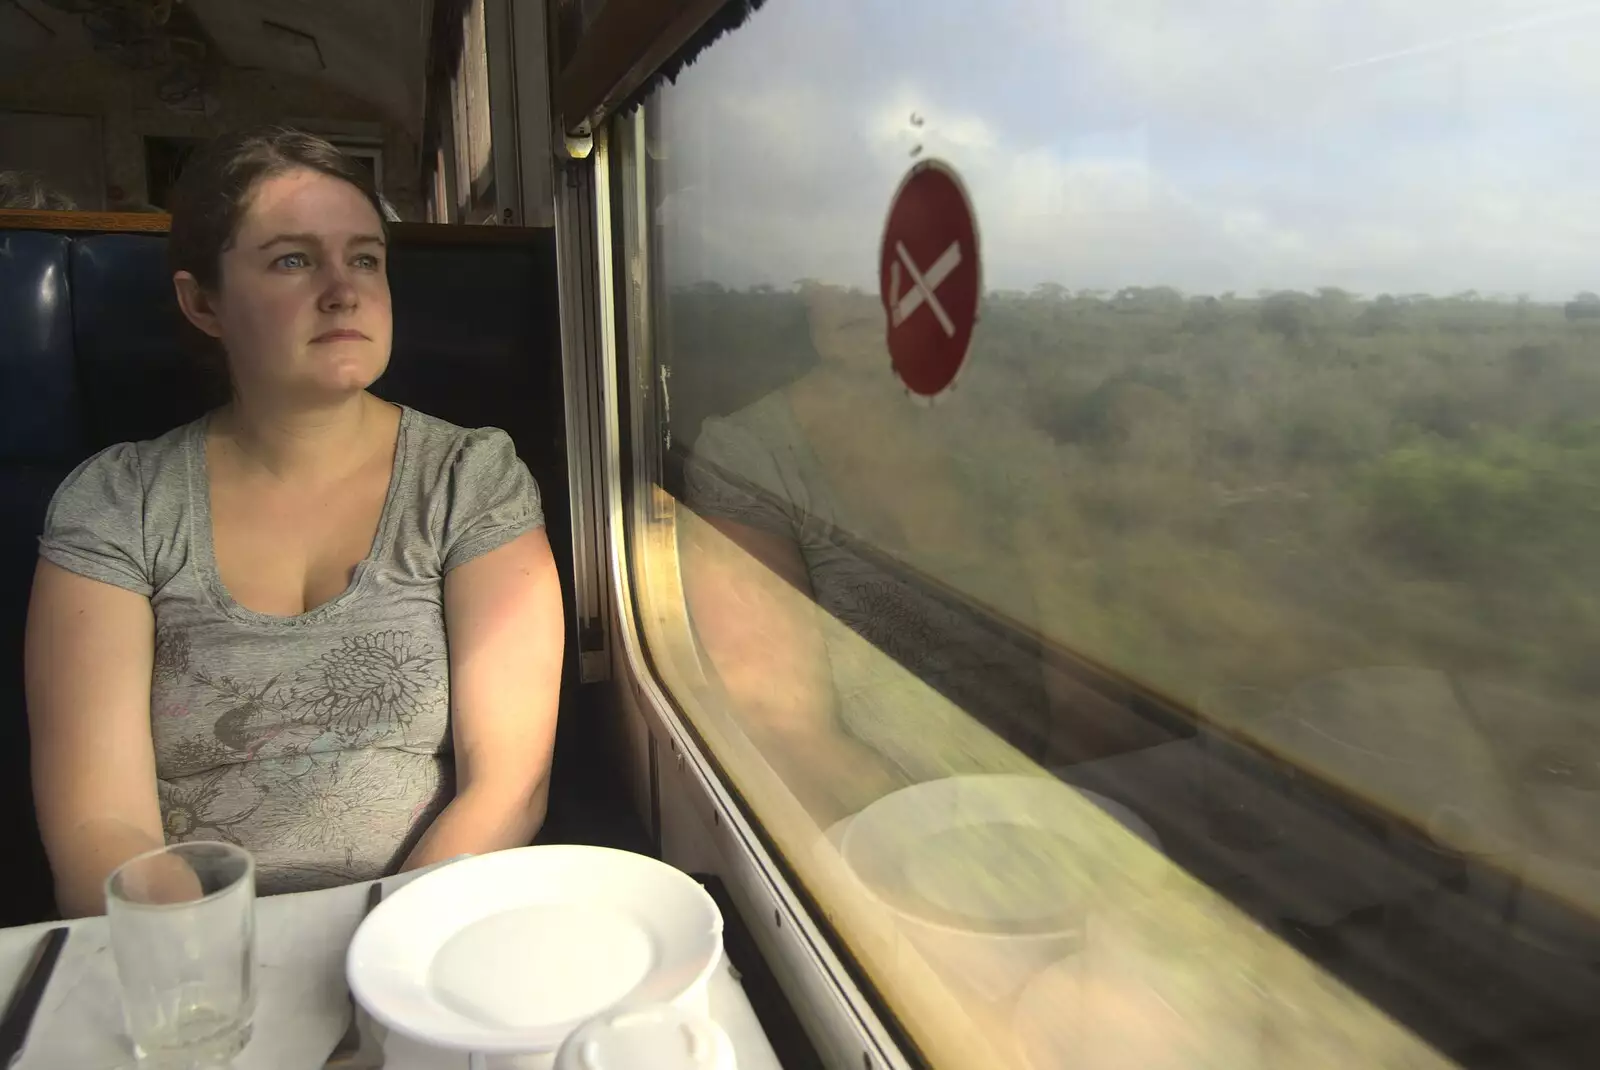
xmin=1203 ymin=678 xmax=1530 ymax=861
xmin=1059 ymin=739 xmax=1456 ymax=923
xmin=1073 ymin=736 xmax=1600 ymax=927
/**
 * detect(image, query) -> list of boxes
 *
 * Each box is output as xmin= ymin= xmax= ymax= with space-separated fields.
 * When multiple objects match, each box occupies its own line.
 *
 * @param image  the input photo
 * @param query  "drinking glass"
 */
xmin=106 ymin=842 xmax=256 ymax=1069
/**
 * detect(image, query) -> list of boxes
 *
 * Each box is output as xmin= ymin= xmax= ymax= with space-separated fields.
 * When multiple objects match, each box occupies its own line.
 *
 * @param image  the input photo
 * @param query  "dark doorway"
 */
xmin=143 ymin=135 xmax=206 ymax=211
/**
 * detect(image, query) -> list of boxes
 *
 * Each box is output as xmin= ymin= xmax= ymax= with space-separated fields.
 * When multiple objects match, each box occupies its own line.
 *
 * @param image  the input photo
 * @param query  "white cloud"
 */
xmin=649 ymin=0 xmax=1600 ymax=299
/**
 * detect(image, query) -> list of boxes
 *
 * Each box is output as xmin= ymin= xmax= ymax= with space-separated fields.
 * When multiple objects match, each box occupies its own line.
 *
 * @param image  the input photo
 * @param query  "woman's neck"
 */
xmin=212 ymin=391 xmax=390 ymax=483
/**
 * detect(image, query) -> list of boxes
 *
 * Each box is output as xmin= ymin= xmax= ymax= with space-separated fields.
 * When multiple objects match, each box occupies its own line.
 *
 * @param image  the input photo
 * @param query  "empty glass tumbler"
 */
xmin=106 ymin=842 xmax=257 ymax=1069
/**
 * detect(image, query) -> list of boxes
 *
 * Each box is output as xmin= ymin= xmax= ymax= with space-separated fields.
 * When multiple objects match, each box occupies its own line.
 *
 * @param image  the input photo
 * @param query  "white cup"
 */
xmin=553 ymin=1004 xmax=735 ymax=1070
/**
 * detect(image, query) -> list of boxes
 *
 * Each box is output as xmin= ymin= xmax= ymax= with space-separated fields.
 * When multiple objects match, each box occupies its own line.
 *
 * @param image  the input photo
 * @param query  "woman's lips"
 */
xmin=311 ymin=328 xmax=370 ymax=343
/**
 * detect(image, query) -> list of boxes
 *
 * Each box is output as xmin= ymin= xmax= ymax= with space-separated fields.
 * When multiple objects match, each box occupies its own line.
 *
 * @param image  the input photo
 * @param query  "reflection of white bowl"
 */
xmin=840 ymin=775 xmax=1162 ymax=1002
xmin=1013 ymin=952 xmax=1264 ymax=1070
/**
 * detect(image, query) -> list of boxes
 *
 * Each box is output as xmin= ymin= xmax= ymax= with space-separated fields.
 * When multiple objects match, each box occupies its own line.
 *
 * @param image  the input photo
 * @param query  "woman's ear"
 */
xmin=173 ymin=271 xmax=224 ymax=339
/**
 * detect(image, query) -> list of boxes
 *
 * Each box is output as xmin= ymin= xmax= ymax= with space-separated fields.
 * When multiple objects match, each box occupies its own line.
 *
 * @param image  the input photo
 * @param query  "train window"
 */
xmin=608 ymin=1 xmax=1600 ymax=1066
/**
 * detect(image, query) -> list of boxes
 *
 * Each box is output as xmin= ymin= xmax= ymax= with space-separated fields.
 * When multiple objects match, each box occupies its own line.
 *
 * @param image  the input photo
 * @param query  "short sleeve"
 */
xmin=37 ymin=442 xmax=153 ymax=596
xmin=683 ymin=414 xmax=805 ymax=538
xmin=441 ymin=428 xmax=544 ymax=573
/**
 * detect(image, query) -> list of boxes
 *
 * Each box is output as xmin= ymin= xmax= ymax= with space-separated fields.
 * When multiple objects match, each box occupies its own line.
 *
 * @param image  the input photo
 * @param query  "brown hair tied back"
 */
xmin=167 ymin=126 xmax=388 ymax=293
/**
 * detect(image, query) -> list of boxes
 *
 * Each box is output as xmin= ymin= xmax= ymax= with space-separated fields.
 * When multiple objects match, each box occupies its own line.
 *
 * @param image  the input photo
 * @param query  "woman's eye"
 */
xmin=353 ymin=254 xmax=382 ymax=271
xmin=274 ymin=252 xmax=311 ymax=270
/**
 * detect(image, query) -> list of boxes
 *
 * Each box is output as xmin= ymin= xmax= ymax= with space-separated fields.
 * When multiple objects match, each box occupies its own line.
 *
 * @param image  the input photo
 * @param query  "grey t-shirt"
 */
xmin=38 ymin=406 xmax=544 ymax=894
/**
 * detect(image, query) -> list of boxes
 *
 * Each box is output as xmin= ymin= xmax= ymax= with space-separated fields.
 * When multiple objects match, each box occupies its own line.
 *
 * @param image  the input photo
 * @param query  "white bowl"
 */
xmin=347 ymin=846 xmax=723 ymax=1057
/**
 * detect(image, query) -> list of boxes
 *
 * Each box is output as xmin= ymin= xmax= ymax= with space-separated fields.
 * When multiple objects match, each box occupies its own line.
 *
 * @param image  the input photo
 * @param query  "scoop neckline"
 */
xmin=188 ymin=404 xmax=412 ymax=627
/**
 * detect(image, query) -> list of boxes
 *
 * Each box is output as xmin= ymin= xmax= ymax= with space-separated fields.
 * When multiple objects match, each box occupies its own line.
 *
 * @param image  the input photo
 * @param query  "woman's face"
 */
xmin=803 ymin=283 xmax=888 ymax=375
xmin=179 ymin=167 xmax=393 ymax=404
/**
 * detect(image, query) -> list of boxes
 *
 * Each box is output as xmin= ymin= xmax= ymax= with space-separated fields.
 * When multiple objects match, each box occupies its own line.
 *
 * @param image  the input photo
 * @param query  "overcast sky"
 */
xmin=648 ymin=0 xmax=1600 ymax=301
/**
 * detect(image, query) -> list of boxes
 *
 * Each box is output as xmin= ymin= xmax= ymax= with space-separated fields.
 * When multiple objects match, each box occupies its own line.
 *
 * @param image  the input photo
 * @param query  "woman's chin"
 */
xmin=307 ymin=355 xmax=389 ymax=394
xmin=286 ymin=369 xmax=385 ymax=403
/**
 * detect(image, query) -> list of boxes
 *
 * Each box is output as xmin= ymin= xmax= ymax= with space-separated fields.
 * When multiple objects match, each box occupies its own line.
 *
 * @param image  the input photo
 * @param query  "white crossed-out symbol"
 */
xmin=889 ymin=239 xmax=963 ymax=337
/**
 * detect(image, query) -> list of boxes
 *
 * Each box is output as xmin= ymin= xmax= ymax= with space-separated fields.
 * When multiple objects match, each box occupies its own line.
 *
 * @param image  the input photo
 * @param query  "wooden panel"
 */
xmin=0 ymin=210 xmax=170 ymax=233
xmin=556 ymin=0 xmax=727 ymax=131
xmin=0 ymin=213 xmax=555 ymax=245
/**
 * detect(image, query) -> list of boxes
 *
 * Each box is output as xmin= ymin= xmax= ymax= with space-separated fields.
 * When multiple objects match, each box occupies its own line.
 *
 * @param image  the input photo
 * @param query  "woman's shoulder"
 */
xmin=692 ymin=391 xmax=809 ymax=480
xmin=689 ymin=390 xmax=812 ymax=492
xmin=394 ymin=407 xmax=542 ymax=569
xmin=395 ymin=405 xmax=534 ymax=507
xmin=55 ymin=418 xmax=199 ymax=499
xmin=698 ymin=391 xmax=798 ymax=447
xmin=398 ymin=406 xmax=520 ymax=473
xmin=40 ymin=419 xmax=200 ymax=595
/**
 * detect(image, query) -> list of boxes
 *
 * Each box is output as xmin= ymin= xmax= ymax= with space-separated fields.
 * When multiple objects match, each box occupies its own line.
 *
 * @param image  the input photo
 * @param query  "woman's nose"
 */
xmin=318 ymin=268 xmax=359 ymax=312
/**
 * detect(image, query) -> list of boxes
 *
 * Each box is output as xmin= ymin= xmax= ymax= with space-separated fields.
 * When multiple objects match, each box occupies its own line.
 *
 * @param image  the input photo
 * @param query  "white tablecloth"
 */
xmin=0 ymin=866 xmax=781 ymax=1069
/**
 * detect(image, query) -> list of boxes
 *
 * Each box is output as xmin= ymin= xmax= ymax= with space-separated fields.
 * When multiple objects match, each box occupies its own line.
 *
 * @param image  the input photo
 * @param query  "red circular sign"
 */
xmin=878 ymin=160 xmax=982 ymax=398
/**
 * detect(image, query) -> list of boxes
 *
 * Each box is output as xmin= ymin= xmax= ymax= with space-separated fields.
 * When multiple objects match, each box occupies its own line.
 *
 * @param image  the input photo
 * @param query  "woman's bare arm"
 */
xmin=402 ymin=527 xmax=565 ymax=869
xmin=25 ymin=560 xmax=166 ymax=918
xmin=682 ymin=515 xmax=905 ymax=826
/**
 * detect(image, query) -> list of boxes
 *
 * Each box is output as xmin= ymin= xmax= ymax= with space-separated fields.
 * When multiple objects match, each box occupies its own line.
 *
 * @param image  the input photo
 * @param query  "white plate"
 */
xmin=346 ymin=846 xmax=723 ymax=1055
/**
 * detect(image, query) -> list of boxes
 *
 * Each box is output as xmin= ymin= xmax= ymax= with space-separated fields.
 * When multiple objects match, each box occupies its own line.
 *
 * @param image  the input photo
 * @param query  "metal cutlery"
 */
xmin=0 ymin=926 xmax=68 ymax=1068
xmin=324 ymin=882 xmax=385 ymax=1069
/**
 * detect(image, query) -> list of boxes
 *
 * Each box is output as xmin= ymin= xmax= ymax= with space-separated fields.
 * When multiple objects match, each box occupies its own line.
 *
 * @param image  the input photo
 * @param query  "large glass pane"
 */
xmin=614 ymin=2 xmax=1600 ymax=1067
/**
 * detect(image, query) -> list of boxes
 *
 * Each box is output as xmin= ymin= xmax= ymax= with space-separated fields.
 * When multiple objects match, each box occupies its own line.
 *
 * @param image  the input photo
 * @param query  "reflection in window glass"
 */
xmin=615 ymin=2 xmax=1600 ymax=1066
xmin=450 ymin=0 xmax=494 ymax=222
xmin=430 ymin=146 xmax=449 ymax=224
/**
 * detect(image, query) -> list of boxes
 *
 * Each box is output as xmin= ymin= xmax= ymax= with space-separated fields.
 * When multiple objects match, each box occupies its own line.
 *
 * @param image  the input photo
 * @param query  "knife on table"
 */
xmin=0 ymin=926 xmax=68 ymax=1067
xmin=324 ymin=882 xmax=386 ymax=1069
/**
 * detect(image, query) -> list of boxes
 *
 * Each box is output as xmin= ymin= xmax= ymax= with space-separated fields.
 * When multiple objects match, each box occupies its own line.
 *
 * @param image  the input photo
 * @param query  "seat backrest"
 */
xmin=383 ymin=236 xmax=565 ymax=499
xmin=0 ymin=232 xmax=88 ymax=926
xmin=0 ymin=234 xmax=84 ymax=459
xmin=65 ymin=232 xmax=566 ymax=482
xmin=72 ymin=235 xmax=215 ymax=447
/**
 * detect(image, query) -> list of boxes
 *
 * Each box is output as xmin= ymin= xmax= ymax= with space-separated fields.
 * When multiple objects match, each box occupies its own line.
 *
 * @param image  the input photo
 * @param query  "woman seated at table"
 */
xmin=24 ymin=128 xmax=565 ymax=917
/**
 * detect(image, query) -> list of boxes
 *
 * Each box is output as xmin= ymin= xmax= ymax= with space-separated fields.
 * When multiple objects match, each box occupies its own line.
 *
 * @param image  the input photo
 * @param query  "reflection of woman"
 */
xmin=682 ymin=284 xmax=1049 ymax=823
xmin=26 ymin=129 xmax=564 ymax=916
xmin=0 ymin=171 xmax=77 ymax=210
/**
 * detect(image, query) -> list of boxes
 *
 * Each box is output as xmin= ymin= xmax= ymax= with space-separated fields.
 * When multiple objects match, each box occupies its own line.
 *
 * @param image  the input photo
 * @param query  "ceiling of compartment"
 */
xmin=2 ymin=0 xmax=431 ymax=133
